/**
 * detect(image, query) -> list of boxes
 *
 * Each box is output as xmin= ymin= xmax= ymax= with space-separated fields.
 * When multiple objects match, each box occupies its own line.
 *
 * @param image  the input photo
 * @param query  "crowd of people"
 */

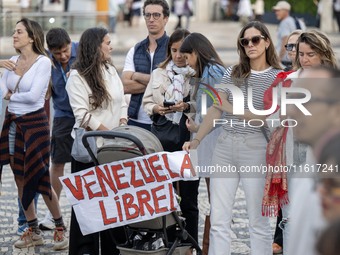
xmin=1 ymin=0 xmax=340 ymax=255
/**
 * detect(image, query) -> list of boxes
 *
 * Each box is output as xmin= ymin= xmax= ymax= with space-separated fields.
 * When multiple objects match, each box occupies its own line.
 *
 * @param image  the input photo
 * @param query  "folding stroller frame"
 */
xmin=82 ymin=127 xmax=202 ymax=255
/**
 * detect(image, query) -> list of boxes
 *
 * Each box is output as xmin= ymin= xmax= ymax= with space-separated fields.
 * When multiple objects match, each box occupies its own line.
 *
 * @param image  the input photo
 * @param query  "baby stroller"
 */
xmin=82 ymin=126 xmax=202 ymax=255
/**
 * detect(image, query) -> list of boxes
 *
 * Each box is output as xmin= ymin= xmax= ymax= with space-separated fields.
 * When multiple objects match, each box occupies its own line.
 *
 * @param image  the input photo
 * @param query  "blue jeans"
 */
xmin=17 ymin=194 xmax=40 ymax=225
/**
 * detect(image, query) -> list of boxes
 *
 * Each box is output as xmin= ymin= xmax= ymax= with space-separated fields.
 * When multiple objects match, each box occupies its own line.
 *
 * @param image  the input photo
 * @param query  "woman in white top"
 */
xmin=183 ymin=21 xmax=282 ymax=255
xmin=66 ymin=27 xmax=127 ymax=255
xmin=0 ymin=18 xmax=68 ymax=250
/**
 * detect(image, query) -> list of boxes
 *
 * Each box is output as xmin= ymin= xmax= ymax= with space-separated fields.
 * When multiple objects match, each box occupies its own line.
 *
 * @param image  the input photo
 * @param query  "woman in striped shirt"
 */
xmin=183 ymin=21 xmax=281 ymax=255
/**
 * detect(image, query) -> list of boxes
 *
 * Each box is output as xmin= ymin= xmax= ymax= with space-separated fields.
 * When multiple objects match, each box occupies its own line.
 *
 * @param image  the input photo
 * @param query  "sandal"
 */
xmin=272 ymin=243 xmax=283 ymax=254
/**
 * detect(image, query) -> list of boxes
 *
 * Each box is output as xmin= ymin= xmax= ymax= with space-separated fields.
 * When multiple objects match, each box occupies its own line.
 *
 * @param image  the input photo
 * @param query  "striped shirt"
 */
xmin=217 ymin=66 xmax=281 ymax=134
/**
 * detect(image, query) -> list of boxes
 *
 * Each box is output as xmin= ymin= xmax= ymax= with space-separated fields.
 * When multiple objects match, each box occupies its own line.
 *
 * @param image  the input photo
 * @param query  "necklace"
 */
xmin=15 ymin=55 xmax=37 ymax=74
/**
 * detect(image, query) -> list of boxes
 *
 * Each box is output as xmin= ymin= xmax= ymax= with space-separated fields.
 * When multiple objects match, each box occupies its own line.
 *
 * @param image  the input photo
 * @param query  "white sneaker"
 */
xmin=53 ymin=227 xmax=69 ymax=250
xmin=14 ymin=227 xmax=44 ymax=248
xmin=38 ymin=211 xmax=54 ymax=231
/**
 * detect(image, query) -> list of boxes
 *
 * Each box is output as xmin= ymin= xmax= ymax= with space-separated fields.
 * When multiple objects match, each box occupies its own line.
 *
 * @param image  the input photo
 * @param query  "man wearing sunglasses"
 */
xmin=286 ymin=66 xmax=340 ymax=255
xmin=122 ymin=0 xmax=170 ymax=131
xmin=272 ymin=1 xmax=305 ymax=67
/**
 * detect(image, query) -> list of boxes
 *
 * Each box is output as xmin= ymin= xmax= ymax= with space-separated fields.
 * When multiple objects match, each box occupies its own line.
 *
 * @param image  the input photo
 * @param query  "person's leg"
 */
xmin=273 ymin=209 xmax=283 ymax=253
xmin=208 ymin=131 xmax=240 ymax=255
xmin=68 ymin=158 xmax=100 ymax=255
xmin=178 ymin=179 xmax=200 ymax=242
xmin=176 ymin=15 xmax=182 ymax=29
xmin=335 ymin=11 xmax=340 ymax=32
xmin=50 ymin=163 xmax=66 ymax=199
xmin=209 ymin=177 xmax=239 ymax=255
xmin=17 ymin=193 xmax=39 ymax=234
xmin=239 ymin=133 xmax=272 ymax=255
xmin=14 ymin=174 xmax=44 ymax=248
xmin=41 ymin=117 xmax=74 ymax=230
xmin=100 ymin=227 xmax=127 ymax=255
xmin=241 ymin=178 xmax=272 ymax=255
xmin=202 ymin=178 xmax=210 ymax=255
xmin=50 ymin=117 xmax=75 ymax=199
xmin=109 ymin=16 xmax=117 ymax=33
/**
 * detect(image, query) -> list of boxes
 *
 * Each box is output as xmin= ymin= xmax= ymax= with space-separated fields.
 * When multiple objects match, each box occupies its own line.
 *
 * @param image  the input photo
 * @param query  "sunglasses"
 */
xmin=239 ymin=35 xmax=265 ymax=47
xmin=285 ymin=43 xmax=297 ymax=51
xmin=143 ymin=12 xmax=162 ymax=20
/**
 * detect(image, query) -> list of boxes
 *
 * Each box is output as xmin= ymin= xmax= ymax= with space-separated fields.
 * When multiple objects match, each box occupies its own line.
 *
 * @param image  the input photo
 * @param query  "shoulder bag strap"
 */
xmin=245 ymin=79 xmax=270 ymax=142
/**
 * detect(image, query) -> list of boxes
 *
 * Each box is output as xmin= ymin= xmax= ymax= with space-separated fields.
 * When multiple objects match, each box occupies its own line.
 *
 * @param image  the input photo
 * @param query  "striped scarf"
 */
xmin=0 ymin=108 xmax=51 ymax=210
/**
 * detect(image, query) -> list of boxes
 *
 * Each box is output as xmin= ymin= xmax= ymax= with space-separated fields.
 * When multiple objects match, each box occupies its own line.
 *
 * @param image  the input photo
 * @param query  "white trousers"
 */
xmin=208 ymin=131 xmax=272 ymax=255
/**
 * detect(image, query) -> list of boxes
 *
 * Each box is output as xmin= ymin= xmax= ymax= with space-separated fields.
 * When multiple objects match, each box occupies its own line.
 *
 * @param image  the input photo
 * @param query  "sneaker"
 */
xmin=39 ymin=211 xmax=54 ymax=230
xmin=14 ymin=227 xmax=44 ymax=248
xmin=17 ymin=223 xmax=28 ymax=236
xmin=53 ymin=227 xmax=69 ymax=251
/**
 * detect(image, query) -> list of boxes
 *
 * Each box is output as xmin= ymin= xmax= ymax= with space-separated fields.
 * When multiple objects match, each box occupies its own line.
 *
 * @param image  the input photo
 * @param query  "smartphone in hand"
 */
xmin=163 ymin=100 xmax=176 ymax=108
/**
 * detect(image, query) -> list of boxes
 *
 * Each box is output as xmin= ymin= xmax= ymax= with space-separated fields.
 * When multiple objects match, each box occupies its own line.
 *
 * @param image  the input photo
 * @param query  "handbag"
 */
xmin=150 ymin=114 xmax=182 ymax=152
xmin=71 ymin=112 xmax=97 ymax=163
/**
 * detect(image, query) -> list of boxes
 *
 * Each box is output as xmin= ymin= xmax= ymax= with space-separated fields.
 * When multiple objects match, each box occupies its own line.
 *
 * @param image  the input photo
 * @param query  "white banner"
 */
xmin=60 ymin=151 xmax=197 ymax=235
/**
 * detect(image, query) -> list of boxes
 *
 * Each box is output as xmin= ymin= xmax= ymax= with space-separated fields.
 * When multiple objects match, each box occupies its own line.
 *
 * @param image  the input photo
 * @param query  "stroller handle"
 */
xmin=82 ymin=130 xmax=148 ymax=165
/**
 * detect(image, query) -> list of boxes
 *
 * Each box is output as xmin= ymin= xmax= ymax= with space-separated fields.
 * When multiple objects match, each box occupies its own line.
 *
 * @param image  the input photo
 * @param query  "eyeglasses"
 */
xmin=285 ymin=43 xmax=296 ymax=51
xmin=143 ymin=12 xmax=162 ymax=20
xmin=239 ymin=35 xmax=265 ymax=47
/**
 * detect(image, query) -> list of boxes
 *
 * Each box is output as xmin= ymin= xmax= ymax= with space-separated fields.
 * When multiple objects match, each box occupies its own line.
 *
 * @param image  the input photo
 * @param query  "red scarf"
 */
xmin=262 ymin=70 xmax=294 ymax=217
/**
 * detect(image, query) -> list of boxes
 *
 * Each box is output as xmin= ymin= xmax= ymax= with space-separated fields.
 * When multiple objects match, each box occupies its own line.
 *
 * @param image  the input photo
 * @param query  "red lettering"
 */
xmin=136 ymin=190 xmax=154 ymax=216
xmin=162 ymin=153 xmax=180 ymax=179
xmin=82 ymin=170 xmax=102 ymax=199
xmin=114 ymin=196 xmax=123 ymax=222
xmin=151 ymin=185 xmax=168 ymax=214
xmin=111 ymin=164 xmax=130 ymax=190
xmin=180 ymin=154 xmax=195 ymax=178
xmin=95 ymin=165 xmax=118 ymax=196
xmin=124 ymin=161 xmax=144 ymax=188
xmin=99 ymin=200 xmax=117 ymax=225
xmin=168 ymin=183 xmax=177 ymax=211
xmin=138 ymin=159 xmax=155 ymax=183
xmin=148 ymin=155 xmax=168 ymax=182
xmin=62 ymin=176 xmax=84 ymax=200
xmin=122 ymin=193 xmax=139 ymax=220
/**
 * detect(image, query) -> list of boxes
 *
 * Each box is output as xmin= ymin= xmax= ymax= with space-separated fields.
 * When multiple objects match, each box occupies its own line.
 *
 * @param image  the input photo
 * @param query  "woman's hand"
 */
xmin=153 ymin=105 xmax=175 ymax=116
xmin=119 ymin=118 xmax=128 ymax=126
xmin=0 ymin=59 xmax=16 ymax=71
xmin=182 ymin=138 xmax=200 ymax=152
xmin=4 ymin=91 xmax=12 ymax=100
xmin=169 ymin=101 xmax=189 ymax=112
xmin=185 ymin=115 xmax=199 ymax=133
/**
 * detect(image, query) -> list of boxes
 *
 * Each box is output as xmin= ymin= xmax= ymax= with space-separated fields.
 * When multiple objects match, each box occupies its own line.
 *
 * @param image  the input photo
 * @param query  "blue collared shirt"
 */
xmin=50 ymin=42 xmax=78 ymax=118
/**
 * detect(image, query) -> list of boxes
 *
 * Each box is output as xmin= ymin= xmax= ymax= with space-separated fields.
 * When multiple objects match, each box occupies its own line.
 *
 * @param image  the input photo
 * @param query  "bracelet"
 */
xmin=192 ymin=138 xmax=200 ymax=145
xmin=131 ymin=72 xmax=135 ymax=80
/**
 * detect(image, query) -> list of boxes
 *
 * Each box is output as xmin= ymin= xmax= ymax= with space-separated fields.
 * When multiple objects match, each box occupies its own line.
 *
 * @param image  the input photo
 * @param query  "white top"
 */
xmin=123 ymin=46 xmax=153 ymax=124
xmin=0 ymin=55 xmax=51 ymax=115
xmin=66 ymin=66 xmax=128 ymax=133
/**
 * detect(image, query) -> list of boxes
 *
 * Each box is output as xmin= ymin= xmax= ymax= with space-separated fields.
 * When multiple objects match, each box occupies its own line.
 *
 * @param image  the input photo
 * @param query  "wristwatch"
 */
xmin=183 ymin=102 xmax=191 ymax=113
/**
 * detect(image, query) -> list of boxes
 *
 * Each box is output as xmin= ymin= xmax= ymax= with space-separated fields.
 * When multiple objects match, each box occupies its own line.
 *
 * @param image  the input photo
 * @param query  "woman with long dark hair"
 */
xmin=66 ymin=27 xmax=127 ymax=255
xmin=179 ymin=32 xmax=226 ymax=254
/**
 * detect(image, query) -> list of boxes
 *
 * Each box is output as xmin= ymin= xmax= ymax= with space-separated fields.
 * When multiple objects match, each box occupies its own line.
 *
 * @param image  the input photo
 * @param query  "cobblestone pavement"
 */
xmin=0 ymin=163 xmax=276 ymax=255
xmin=2 ymin=18 xmax=338 ymax=254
